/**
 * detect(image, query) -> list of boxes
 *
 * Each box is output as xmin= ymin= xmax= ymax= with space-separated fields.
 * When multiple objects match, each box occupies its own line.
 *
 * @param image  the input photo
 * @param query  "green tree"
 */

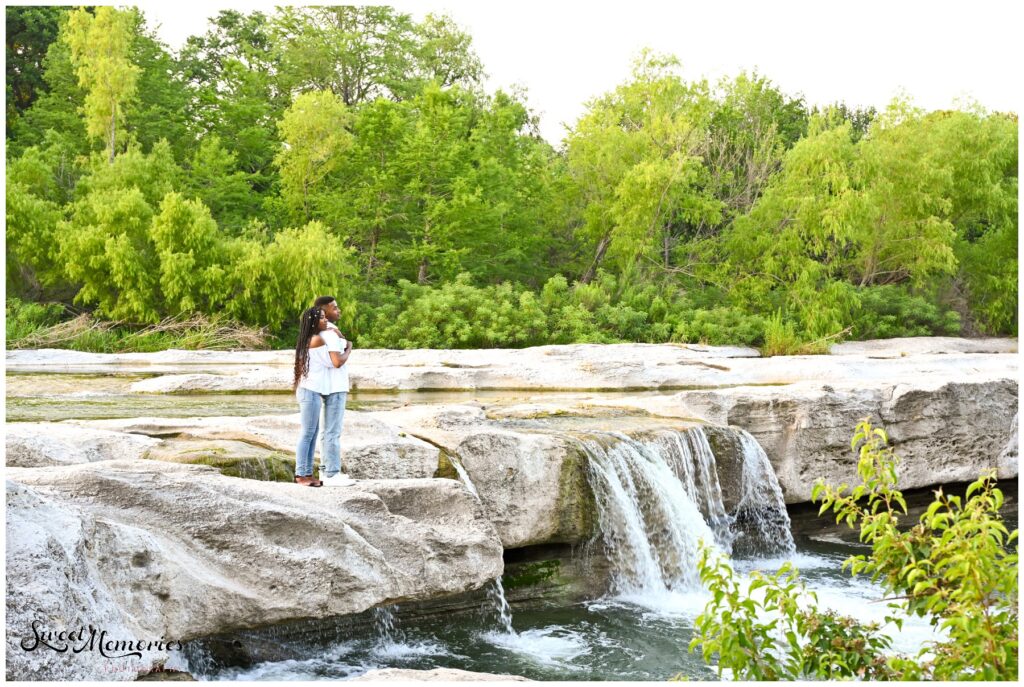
xmin=6 ymin=5 xmax=64 ymax=136
xmin=150 ymin=193 xmax=227 ymax=314
xmin=124 ymin=10 xmax=192 ymax=161
xmin=409 ymin=13 xmax=484 ymax=93
xmin=273 ymin=6 xmax=417 ymax=105
xmin=273 ymin=90 xmax=354 ymax=223
xmin=65 ymin=6 xmax=141 ymax=163
xmin=565 ymin=52 xmax=722 ymax=282
xmin=185 ymin=135 xmax=259 ymax=234
xmin=60 ymin=185 xmax=160 ymax=321
xmin=7 ymin=15 xmax=90 ymax=158
xmin=179 ymin=10 xmax=283 ymax=192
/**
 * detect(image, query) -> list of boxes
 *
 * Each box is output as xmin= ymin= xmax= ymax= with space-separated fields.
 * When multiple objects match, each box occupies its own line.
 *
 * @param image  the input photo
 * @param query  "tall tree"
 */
xmin=179 ymin=10 xmax=284 ymax=191
xmin=274 ymin=90 xmax=354 ymax=223
xmin=565 ymin=52 xmax=722 ymax=283
xmin=123 ymin=9 xmax=192 ymax=161
xmin=273 ymin=6 xmax=417 ymax=105
xmin=6 ymin=5 xmax=64 ymax=136
xmin=65 ymin=6 xmax=140 ymax=163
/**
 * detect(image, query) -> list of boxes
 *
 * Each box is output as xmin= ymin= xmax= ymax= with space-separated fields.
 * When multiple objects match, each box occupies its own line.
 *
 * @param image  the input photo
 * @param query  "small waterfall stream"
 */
xmin=450 ymin=454 xmax=515 ymax=635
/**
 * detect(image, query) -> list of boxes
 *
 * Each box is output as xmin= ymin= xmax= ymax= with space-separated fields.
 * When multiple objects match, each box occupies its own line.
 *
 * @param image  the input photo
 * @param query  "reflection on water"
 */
xmin=5 ymin=372 xmax=689 ymax=423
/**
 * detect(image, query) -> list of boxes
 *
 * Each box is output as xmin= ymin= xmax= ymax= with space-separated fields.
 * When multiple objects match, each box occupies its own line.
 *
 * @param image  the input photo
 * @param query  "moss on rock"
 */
xmin=150 ymin=452 xmax=296 ymax=482
xmin=502 ymin=559 xmax=562 ymax=591
xmin=554 ymin=443 xmax=598 ymax=542
xmin=433 ymin=450 xmax=460 ymax=480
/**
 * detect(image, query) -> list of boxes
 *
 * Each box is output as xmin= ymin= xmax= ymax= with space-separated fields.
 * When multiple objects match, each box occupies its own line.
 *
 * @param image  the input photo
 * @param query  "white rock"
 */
xmin=5 ymin=481 xmax=171 ymax=681
xmin=5 ymin=460 xmax=504 ymax=682
xmin=5 ymin=423 xmax=161 ymax=467
xmin=70 ymin=412 xmax=442 ymax=480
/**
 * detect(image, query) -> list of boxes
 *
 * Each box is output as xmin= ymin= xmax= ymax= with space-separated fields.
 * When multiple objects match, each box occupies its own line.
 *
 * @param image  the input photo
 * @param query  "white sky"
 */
xmin=137 ymin=0 xmax=1022 ymax=146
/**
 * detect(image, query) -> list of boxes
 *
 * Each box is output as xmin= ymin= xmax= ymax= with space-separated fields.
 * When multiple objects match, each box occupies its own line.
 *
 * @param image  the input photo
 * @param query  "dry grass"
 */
xmin=10 ymin=312 xmax=270 ymax=351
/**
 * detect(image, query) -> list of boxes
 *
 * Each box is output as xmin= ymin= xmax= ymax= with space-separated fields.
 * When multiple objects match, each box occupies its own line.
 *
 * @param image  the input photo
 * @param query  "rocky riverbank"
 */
xmin=5 ymin=338 xmax=1017 ymax=679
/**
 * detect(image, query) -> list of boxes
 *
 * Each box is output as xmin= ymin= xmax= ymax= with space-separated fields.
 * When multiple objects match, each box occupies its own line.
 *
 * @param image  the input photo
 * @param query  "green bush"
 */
xmin=674 ymin=307 xmax=767 ymax=346
xmin=852 ymin=285 xmax=961 ymax=339
xmin=5 ymin=297 xmax=65 ymax=345
xmin=691 ymin=419 xmax=1018 ymax=680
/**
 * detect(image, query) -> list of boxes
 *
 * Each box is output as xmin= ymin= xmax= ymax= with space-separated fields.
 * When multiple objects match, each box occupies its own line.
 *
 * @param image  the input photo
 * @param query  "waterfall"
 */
xmin=487 ymin=578 xmax=515 ymax=635
xmin=450 ymin=453 xmax=515 ymax=635
xmin=580 ymin=426 xmax=794 ymax=596
xmin=450 ymin=454 xmax=481 ymax=500
xmin=373 ymin=605 xmax=402 ymax=644
xmin=732 ymin=429 xmax=796 ymax=556
xmin=581 ymin=432 xmax=720 ymax=594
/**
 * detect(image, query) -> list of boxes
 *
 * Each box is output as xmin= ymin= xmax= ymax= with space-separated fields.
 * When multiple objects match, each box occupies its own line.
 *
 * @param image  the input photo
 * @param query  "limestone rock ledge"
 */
xmin=633 ymin=378 xmax=1019 ymax=502
xmin=5 ymin=461 xmax=503 ymax=680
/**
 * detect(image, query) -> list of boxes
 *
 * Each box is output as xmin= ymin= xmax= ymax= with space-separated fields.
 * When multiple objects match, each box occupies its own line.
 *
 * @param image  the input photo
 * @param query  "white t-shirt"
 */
xmin=322 ymin=327 xmax=350 ymax=393
xmin=297 ymin=345 xmax=334 ymax=395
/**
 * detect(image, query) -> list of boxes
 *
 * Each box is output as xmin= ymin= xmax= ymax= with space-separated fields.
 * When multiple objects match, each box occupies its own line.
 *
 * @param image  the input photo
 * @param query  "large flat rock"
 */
xmin=5 ymin=461 xmax=504 ymax=680
xmin=67 ymin=412 xmax=443 ymax=480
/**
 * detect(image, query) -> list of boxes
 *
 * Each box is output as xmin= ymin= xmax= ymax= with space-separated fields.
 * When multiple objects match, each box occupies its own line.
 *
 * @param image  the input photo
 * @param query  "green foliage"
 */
xmin=5 ymin=297 xmax=64 ymax=344
xmin=4 ymin=9 xmax=1016 ymax=350
xmin=6 ymin=5 xmax=64 ymax=133
xmin=361 ymin=274 xmax=549 ymax=348
xmin=674 ymin=307 xmax=767 ymax=347
xmin=65 ymin=7 xmax=140 ymax=162
xmin=692 ymin=419 xmax=1018 ymax=680
xmin=274 ymin=90 xmax=353 ymax=222
xmin=852 ymin=285 xmax=961 ymax=339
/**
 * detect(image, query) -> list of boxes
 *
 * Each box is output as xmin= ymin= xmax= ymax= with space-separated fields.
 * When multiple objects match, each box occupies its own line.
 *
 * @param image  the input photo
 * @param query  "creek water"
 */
xmin=198 ymin=539 xmax=949 ymax=681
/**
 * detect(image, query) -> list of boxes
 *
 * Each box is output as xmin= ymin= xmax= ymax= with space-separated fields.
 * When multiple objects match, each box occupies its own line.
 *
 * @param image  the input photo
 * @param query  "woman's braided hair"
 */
xmin=293 ymin=306 xmax=324 ymax=391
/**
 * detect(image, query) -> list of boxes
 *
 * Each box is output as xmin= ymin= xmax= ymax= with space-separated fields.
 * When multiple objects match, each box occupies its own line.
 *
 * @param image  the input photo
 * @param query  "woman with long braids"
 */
xmin=293 ymin=306 xmax=342 ymax=486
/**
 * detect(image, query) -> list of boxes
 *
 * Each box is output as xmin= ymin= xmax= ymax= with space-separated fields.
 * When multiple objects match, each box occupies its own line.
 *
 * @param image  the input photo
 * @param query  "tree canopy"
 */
xmin=5 ymin=6 xmax=1017 ymax=346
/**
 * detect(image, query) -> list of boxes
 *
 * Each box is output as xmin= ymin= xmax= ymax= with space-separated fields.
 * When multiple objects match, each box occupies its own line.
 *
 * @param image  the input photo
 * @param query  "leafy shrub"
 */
xmin=852 ymin=284 xmax=961 ymax=339
xmin=674 ymin=307 xmax=767 ymax=346
xmin=5 ymin=297 xmax=65 ymax=345
xmin=691 ymin=419 xmax=1018 ymax=680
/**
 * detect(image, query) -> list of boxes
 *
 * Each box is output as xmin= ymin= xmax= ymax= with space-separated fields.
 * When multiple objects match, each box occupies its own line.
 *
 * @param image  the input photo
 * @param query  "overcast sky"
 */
xmin=140 ymin=0 xmax=1022 ymax=146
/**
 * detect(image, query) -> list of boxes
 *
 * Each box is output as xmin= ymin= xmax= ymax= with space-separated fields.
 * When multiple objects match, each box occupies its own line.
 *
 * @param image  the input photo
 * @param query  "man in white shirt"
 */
xmin=313 ymin=296 xmax=355 ymax=487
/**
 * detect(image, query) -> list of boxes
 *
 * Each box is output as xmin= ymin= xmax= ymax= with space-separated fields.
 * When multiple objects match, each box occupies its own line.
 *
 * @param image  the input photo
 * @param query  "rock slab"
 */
xmin=5 ymin=461 xmax=503 ymax=680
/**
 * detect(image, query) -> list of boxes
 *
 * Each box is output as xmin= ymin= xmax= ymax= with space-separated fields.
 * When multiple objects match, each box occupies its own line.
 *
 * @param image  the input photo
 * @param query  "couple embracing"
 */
xmin=292 ymin=295 xmax=355 ymax=487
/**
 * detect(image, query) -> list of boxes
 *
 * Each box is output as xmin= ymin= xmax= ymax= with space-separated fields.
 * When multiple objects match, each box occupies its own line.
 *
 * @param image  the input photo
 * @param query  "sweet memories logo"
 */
xmin=19 ymin=620 xmax=183 ymax=659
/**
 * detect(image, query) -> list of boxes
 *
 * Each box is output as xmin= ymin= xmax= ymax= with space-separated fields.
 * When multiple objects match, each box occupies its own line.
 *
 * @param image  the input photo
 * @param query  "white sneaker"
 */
xmin=322 ymin=473 xmax=356 ymax=487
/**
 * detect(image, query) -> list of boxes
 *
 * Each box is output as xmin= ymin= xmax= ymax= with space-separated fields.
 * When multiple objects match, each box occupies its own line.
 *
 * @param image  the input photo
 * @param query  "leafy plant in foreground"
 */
xmin=690 ymin=418 xmax=1018 ymax=680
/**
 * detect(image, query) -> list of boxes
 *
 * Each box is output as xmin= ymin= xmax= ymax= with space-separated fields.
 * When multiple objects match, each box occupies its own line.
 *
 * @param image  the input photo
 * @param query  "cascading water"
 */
xmin=581 ymin=432 xmax=720 ymax=595
xmin=732 ymin=429 xmax=795 ymax=557
xmin=580 ymin=426 xmax=794 ymax=598
xmin=373 ymin=605 xmax=402 ymax=645
xmin=450 ymin=454 xmax=515 ymax=635
xmin=449 ymin=455 xmax=481 ymax=500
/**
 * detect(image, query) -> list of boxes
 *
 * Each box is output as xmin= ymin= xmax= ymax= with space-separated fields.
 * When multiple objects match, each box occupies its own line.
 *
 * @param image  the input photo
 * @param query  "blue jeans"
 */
xmin=320 ymin=392 xmax=347 ymax=477
xmin=295 ymin=387 xmax=322 ymax=477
